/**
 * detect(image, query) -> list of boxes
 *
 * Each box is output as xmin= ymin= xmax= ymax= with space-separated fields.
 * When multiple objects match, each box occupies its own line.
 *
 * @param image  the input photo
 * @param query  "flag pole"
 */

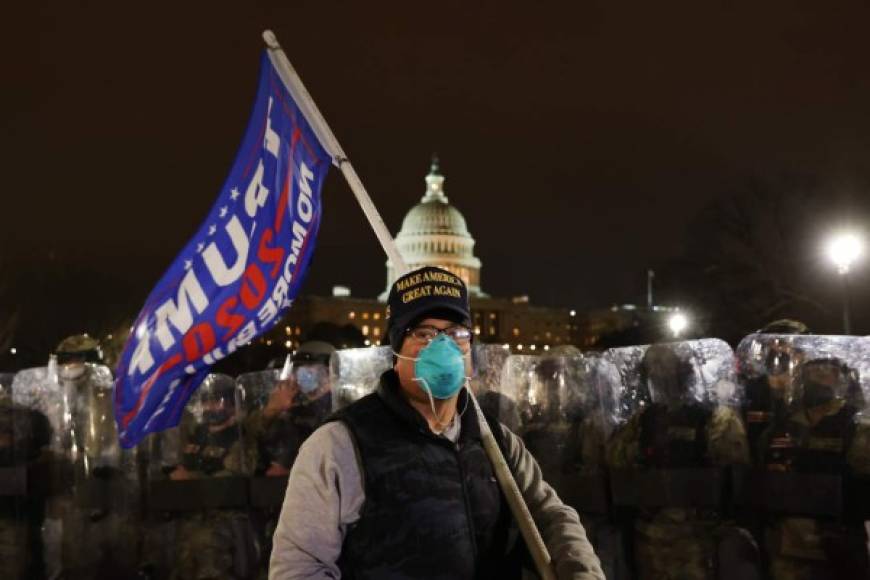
xmin=262 ymin=30 xmax=558 ymax=580
xmin=262 ymin=30 xmax=407 ymax=275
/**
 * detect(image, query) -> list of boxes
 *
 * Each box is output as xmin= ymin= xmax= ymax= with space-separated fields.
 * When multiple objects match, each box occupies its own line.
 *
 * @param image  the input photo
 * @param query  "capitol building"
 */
xmin=271 ymin=157 xmax=581 ymax=352
xmin=379 ymin=157 xmax=486 ymax=300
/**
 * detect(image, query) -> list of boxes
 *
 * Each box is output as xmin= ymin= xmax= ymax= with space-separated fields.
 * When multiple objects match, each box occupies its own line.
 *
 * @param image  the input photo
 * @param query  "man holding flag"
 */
xmin=270 ymin=267 xmax=604 ymax=579
xmin=117 ymin=31 xmax=601 ymax=579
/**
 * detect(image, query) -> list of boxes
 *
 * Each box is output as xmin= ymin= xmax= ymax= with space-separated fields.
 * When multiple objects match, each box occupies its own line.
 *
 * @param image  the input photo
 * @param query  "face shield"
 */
xmin=643 ymin=345 xmax=695 ymax=408
xmin=799 ymin=359 xmax=850 ymax=409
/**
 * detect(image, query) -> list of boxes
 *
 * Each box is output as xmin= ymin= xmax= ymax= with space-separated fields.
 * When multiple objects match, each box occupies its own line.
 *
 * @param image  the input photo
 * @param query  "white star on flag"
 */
xmin=184 ymin=260 xmax=192 ymax=271
xmin=196 ymin=242 xmax=205 ymax=253
xmin=208 ymin=224 xmax=217 ymax=236
xmin=230 ymin=188 xmax=240 ymax=201
xmin=219 ymin=206 xmax=228 ymax=218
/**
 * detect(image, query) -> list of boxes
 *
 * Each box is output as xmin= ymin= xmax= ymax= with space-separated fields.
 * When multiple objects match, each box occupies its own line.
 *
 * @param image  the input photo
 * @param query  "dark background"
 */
xmin=3 ymin=0 xmax=870 ymax=364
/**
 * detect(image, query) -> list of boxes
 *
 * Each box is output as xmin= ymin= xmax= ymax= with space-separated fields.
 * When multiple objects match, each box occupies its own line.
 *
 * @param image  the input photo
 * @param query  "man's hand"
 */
xmin=266 ymin=462 xmax=291 ymax=477
xmin=264 ymin=381 xmax=299 ymax=418
xmin=169 ymin=465 xmax=195 ymax=480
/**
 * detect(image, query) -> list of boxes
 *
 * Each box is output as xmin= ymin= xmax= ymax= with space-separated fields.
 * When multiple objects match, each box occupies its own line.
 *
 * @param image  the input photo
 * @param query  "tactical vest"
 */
xmin=182 ymin=424 xmax=237 ymax=475
xmin=333 ymin=370 xmax=516 ymax=580
xmin=764 ymin=403 xmax=857 ymax=474
xmin=639 ymin=402 xmax=712 ymax=468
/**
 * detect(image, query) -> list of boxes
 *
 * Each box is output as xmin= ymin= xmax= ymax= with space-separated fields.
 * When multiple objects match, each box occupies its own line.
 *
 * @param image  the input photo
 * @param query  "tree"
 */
xmin=659 ymin=175 xmax=862 ymax=344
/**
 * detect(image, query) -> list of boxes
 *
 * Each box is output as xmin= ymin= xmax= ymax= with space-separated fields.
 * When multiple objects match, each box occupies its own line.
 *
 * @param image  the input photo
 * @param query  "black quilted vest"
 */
xmin=332 ymin=370 xmax=517 ymax=580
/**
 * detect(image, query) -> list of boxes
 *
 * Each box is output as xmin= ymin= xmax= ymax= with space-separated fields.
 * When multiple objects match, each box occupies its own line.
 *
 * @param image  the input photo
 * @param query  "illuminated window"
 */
xmin=364 ymin=339 xmax=371 ymax=346
xmin=373 ymin=312 xmax=381 ymax=320
xmin=512 ymin=328 xmax=520 ymax=337
xmin=489 ymin=313 xmax=496 ymax=320
xmin=517 ymin=344 xmax=524 ymax=351
xmin=349 ymin=311 xmax=356 ymax=319
xmin=285 ymin=326 xmax=292 ymax=336
xmin=489 ymin=326 xmax=496 ymax=336
xmin=285 ymin=340 xmax=293 ymax=348
xmin=530 ymin=345 xmax=536 ymax=351
xmin=545 ymin=331 xmax=551 ymax=339
xmin=362 ymin=325 xmax=370 ymax=336
xmin=295 ymin=326 xmax=302 ymax=336
xmin=474 ymin=325 xmax=481 ymax=335
xmin=363 ymin=312 xmax=370 ymax=320
xmin=373 ymin=326 xmax=381 ymax=336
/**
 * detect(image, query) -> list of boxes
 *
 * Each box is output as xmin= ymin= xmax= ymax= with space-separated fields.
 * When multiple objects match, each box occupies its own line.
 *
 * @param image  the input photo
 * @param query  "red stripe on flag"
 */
xmin=121 ymin=353 xmax=182 ymax=428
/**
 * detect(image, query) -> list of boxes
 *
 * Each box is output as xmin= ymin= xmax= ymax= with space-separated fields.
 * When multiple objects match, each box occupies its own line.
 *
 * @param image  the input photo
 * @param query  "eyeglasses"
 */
xmin=406 ymin=324 xmax=473 ymax=345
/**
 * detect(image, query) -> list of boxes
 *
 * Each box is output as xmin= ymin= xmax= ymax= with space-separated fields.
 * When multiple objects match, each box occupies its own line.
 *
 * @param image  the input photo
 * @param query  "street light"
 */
xmin=826 ymin=232 xmax=863 ymax=334
xmin=668 ymin=312 xmax=689 ymax=338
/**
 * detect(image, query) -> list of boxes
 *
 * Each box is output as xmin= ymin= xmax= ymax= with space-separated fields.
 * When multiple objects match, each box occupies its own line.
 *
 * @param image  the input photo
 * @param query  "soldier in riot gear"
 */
xmin=0 ymin=382 xmax=52 ymax=579
xmin=162 ymin=374 xmax=257 ymax=580
xmin=742 ymin=341 xmax=803 ymax=463
xmin=50 ymin=334 xmax=142 ymax=579
xmin=246 ymin=341 xmax=336 ymax=477
xmin=523 ymin=353 xmax=630 ymax=579
xmin=759 ymin=357 xmax=870 ymax=579
xmin=242 ymin=341 xmax=335 ymax=579
xmin=521 ymin=355 xmax=583 ymax=483
xmin=606 ymin=342 xmax=751 ymax=580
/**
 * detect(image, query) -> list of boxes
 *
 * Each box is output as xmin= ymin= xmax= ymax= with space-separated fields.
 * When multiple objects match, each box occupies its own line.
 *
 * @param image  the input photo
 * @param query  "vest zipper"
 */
xmin=454 ymin=442 xmax=479 ymax=566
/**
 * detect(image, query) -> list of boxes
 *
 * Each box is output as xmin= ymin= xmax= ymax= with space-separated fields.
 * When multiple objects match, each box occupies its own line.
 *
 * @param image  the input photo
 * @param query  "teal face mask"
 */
xmin=397 ymin=334 xmax=468 ymax=400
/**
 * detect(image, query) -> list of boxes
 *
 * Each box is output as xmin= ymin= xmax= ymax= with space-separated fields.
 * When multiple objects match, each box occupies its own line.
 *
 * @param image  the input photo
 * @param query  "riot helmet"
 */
xmin=282 ymin=341 xmax=335 ymax=395
xmin=55 ymin=334 xmax=103 ymax=380
xmin=758 ymin=319 xmax=810 ymax=335
xmin=641 ymin=343 xmax=695 ymax=408
xmin=199 ymin=374 xmax=239 ymax=426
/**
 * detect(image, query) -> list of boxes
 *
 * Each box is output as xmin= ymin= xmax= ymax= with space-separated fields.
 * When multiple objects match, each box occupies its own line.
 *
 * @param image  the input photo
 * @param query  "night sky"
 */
xmin=4 ymin=1 xmax=870 ymax=353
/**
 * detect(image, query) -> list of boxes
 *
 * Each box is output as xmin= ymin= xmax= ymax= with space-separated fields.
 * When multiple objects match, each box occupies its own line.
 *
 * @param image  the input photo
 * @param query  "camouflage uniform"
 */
xmin=518 ymin=354 xmax=629 ymax=579
xmin=759 ymin=358 xmax=870 ymax=580
xmin=166 ymin=376 xmax=257 ymax=580
xmin=606 ymin=344 xmax=750 ymax=580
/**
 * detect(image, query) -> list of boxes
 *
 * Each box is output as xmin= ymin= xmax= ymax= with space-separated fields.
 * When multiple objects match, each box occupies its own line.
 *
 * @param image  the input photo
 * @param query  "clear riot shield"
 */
xmin=238 ymin=369 xmax=294 ymax=508
xmin=148 ymin=373 xmax=249 ymax=512
xmin=56 ymin=362 xmax=141 ymax=579
xmin=330 ymin=346 xmax=393 ymax=411
xmin=509 ymin=353 xmax=617 ymax=514
xmin=146 ymin=374 xmax=258 ymax=580
xmin=470 ymin=344 xmax=522 ymax=432
xmin=330 ymin=344 xmax=517 ymax=417
xmin=734 ymin=333 xmax=870 ymax=519
xmin=603 ymin=339 xmax=745 ymax=510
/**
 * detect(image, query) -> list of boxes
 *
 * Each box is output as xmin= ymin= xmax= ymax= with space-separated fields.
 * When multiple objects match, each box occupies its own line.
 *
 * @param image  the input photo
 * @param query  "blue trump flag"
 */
xmin=114 ymin=51 xmax=331 ymax=448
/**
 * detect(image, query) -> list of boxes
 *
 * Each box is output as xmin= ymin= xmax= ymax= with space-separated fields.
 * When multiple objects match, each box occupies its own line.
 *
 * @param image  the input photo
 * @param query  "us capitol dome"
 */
xmin=380 ymin=156 xmax=487 ymax=300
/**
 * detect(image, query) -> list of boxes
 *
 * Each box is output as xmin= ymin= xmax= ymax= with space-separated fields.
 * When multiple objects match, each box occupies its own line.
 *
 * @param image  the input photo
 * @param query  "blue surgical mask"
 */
xmin=397 ymin=334 xmax=469 ymax=400
xmin=295 ymin=366 xmax=324 ymax=394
